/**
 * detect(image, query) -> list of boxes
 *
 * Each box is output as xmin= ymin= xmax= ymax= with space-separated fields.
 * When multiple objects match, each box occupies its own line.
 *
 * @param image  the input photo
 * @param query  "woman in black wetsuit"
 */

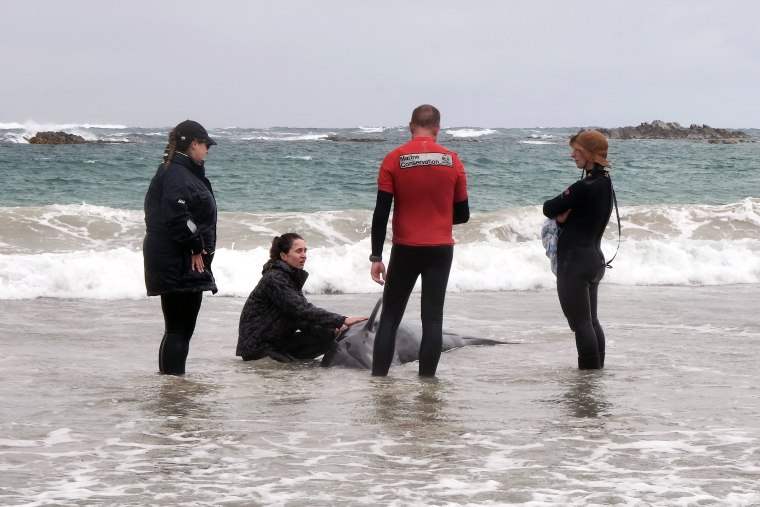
xmin=543 ymin=130 xmax=613 ymax=369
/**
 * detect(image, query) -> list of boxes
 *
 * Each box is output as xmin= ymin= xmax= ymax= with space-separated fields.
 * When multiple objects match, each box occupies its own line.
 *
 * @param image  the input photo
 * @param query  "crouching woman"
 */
xmin=236 ymin=233 xmax=367 ymax=363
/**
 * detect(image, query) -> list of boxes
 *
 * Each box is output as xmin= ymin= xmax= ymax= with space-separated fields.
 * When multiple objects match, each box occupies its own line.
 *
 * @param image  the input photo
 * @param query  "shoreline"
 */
xmin=4 ymin=282 xmax=759 ymax=348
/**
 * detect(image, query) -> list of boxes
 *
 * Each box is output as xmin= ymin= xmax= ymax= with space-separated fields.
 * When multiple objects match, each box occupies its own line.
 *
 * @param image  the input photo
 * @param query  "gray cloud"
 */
xmin=3 ymin=0 xmax=758 ymax=128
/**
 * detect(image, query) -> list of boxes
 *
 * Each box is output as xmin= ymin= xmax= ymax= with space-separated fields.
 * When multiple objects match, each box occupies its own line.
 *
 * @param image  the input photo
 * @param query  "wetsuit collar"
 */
xmin=584 ymin=166 xmax=608 ymax=179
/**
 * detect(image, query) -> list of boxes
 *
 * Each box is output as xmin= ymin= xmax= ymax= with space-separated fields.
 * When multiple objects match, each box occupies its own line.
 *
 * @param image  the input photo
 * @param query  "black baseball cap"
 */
xmin=175 ymin=120 xmax=217 ymax=146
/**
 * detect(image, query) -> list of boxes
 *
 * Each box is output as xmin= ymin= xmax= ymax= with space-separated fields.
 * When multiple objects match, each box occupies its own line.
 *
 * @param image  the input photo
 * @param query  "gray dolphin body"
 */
xmin=320 ymin=299 xmax=506 ymax=369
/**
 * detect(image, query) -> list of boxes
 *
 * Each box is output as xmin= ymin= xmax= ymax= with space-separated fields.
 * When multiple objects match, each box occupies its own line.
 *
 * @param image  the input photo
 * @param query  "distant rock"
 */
xmin=26 ymin=131 xmax=126 ymax=144
xmin=597 ymin=120 xmax=751 ymax=141
xmin=27 ymin=131 xmax=88 ymax=144
xmin=325 ymin=135 xmax=385 ymax=143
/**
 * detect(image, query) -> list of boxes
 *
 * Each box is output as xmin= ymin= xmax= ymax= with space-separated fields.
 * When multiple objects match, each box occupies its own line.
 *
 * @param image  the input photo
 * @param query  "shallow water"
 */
xmin=2 ymin=286 xmax=759 ymax=506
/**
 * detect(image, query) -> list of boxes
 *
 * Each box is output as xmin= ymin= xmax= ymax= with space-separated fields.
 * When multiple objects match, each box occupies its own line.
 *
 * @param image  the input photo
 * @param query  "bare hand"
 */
xmin=556 ymin=209 xmax=572 ymax=224
xmin=371 ymin=261 xmax=386 ymax=285
xmin=337 ymin=315 xmax=369 ymax=333
xmin=191 ymin=250 xmax=207 ymax=272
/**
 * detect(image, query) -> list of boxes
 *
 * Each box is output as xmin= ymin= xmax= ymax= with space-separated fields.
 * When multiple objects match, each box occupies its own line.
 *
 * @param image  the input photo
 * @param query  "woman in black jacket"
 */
xmin=143 ymin=120 xmax=218 ymax=375
xmin=237 ymin=233 xmax=367 ymax=363
xmin=543 ymin=130 xmax=614 ymax=370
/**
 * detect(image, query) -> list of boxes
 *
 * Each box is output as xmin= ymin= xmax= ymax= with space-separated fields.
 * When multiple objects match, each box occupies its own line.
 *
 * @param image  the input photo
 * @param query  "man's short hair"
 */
xmin=410 ymin=104 xmax=441 ymax=128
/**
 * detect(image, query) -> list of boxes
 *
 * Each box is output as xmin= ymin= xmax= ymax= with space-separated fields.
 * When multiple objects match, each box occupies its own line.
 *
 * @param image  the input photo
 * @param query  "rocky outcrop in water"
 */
xmin=27 ymin=131 xmax=88 ymax=144
xmin=26 ymin=131 xmax=126 ymax=144
xmin=597 ymin=120 xmax=750 ymax=143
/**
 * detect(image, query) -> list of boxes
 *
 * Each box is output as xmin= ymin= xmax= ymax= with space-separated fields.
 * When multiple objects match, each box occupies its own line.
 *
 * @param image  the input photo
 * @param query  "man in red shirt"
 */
xmin=369 ymin=104 xmax=470 ymax=377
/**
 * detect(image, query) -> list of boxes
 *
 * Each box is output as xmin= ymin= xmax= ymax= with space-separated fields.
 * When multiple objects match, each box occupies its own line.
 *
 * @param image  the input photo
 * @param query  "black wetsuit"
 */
xmin=372 ymin=243 xmax=454 ymax=376
xmin=370 ymin=191 xmax=469 ymax=376
xmin=543 ymin=168 xmax=613 ymax=369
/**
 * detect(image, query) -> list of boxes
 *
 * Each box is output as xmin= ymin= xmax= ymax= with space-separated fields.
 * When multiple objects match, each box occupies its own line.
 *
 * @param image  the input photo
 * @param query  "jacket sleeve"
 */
xmin=266 ymin=271 xmax=346 ymax=329
xmin=161 ymin=169 xmax=205 ymax=254
xmin=543 ymin=180 xmax=588 ymax=219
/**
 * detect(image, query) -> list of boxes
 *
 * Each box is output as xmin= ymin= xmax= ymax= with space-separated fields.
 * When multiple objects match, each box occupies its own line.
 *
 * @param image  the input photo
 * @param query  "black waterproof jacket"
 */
xmin=236 ymin=260 xmax=345 ymax=359
xmin=143 ymin=153 xmax=218 ymax=296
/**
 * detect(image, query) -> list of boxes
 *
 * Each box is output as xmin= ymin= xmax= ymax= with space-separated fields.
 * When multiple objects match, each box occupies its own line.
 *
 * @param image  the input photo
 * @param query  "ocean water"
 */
xmin=1 ymin=123 xmax=760 ymax=506
xmin=1 ymin=122 xmax=759 ymax=299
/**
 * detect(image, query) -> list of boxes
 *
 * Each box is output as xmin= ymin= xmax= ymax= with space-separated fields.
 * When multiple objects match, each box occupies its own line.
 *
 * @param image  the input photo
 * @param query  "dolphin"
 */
xmin=320 ymin=298 xmax=507 ymax=369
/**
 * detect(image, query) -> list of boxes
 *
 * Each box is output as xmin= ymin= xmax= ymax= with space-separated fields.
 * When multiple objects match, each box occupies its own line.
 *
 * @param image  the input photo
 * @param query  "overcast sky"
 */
xmin=3 ymin=1 xmax=759 ymax=128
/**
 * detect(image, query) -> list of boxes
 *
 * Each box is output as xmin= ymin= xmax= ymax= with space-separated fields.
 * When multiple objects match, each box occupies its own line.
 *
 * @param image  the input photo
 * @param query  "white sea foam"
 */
xmin=0 ymin=203 xmax=145 ymax=254
xmin=2 ymin=132 xmax=32 ymax=143
xmin=1 ymin=236 xmax=758 ymax=300
xmin=444 ymin=128 xmax=498 ymax=138
xmin=357 ymin=126 xmax=386 ymax=133
xmin=243 ymin=133 xmax=330 ymax=142
xmin=0 ymin=121 xmax=128 ymax=130
xmin=1 ymin=199 xmax=759 ymax=299
xmin=0 ymin=120 xmax=132 ymax=143
xmin=518 ymin=139 xmax=555 ymax=145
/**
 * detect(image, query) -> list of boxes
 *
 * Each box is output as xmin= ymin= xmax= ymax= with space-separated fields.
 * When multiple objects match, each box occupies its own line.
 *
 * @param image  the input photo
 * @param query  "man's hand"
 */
xmin=371 ymin=261 xmax=386 ymax=285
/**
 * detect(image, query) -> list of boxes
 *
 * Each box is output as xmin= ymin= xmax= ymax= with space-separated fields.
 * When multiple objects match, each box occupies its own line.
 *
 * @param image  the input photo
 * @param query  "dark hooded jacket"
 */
xmin=143 ymin=153 xmax=218 ymax=296
xmin=236 ymin=260 xmax=346 ymax=359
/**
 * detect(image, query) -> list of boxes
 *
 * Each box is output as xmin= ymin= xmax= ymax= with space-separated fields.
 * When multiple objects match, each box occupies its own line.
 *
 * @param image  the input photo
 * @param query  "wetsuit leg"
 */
xmin=589 ymin=279 xmax=606 ymax=367
xmin=372 ymin=245 xmax=420 ymax=376
xmin=158 ymin=292 xmax=203 ymax=375
xmin=557 ymin=253 xmax=605 ymax=369
xmin=556 ymin=257 xmax=575 ymax=332
xmin=418 ymin=246 xmax=453 ymax=377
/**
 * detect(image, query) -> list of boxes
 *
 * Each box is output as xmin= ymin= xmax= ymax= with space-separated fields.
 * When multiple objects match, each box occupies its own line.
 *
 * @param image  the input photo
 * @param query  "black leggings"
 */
xmin=242 ymin=325 xmax=337 ymax=363
xmin=159 ymin=292 xmax=203 ymax=375
xmin=372 ymin=244 xmax=454 ymax=377
xmin=263 ymin=326 xmax=338 ymax=363
xmin=556 ymin=249 xmax=606 ymax=369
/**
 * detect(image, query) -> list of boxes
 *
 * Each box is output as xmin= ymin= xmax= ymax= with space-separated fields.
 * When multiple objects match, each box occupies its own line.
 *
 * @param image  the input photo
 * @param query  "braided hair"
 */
xmin=162 ymin=128 xmax=193 ymax=170
xmin=262 ymin=233 xmax=303 ymax=273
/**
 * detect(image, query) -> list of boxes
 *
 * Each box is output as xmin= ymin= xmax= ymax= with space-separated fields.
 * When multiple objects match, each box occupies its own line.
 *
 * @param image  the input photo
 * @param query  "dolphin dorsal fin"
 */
xmin=365 ymin=298 xmax=382 ymax=330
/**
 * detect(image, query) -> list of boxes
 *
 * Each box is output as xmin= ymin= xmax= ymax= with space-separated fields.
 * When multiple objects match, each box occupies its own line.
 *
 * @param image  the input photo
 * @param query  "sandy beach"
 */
xmin=2 ymin=284 xmax=759 ymax=505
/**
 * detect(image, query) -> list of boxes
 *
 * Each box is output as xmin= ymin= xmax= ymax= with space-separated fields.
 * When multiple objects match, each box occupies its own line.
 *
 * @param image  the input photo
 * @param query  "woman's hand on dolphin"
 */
xmin=371 ymin=261 xmax=386 ymax=285
xmin=338 ymin=315 xmax=369 ymax=333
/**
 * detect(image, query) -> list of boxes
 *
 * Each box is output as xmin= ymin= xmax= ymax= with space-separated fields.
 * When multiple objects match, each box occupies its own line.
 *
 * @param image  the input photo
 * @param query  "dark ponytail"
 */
xmin=262 ymin=233 xmax=303 ymax=273
xmin=162 ymin=128 xmax=193 ymax=170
